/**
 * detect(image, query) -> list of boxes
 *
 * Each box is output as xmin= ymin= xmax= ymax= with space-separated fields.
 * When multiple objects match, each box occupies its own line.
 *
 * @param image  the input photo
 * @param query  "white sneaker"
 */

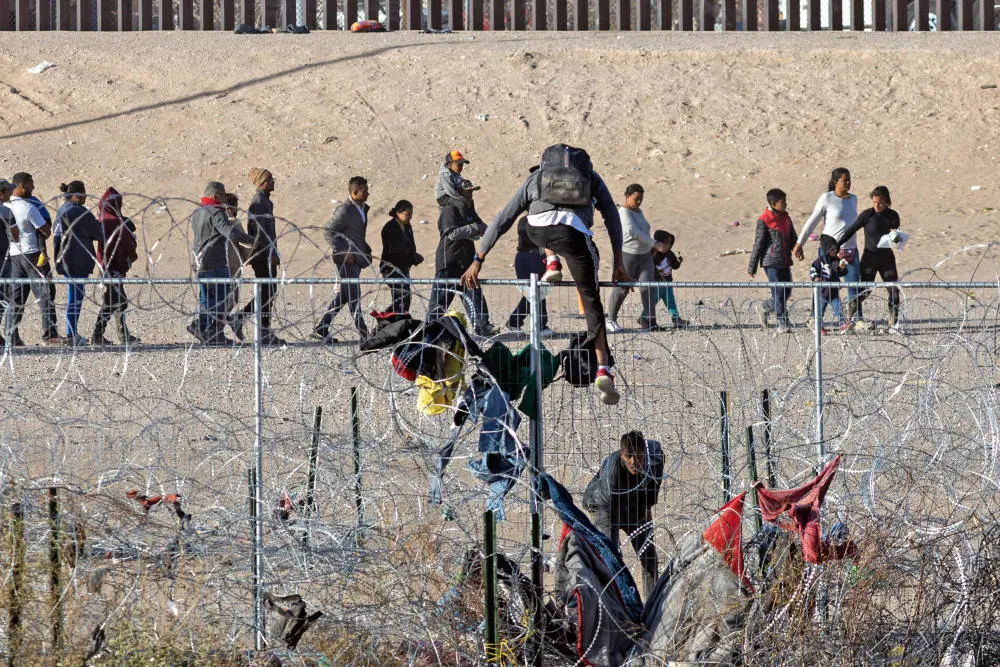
xmin=594 ymin=369 xmax=620 ymax=406
xmin=541 ymin=258 xmax=563 ymax=283
xmin=605 ymin=318 xmax=622 ymax=333
xmin=888 ymin=323 xmax=905 ymax=336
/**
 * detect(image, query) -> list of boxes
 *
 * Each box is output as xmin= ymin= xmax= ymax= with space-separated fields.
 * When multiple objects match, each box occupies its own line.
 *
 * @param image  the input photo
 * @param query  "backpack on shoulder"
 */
xmin=538 ymin=144 xmax=594 ymax=208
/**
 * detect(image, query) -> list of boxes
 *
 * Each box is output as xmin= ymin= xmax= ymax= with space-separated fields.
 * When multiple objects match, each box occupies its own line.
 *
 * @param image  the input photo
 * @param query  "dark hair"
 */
xmin=827 ymin=168 xmax=851 ymax=192
xmin=60 ymin=180 xmax=86 ymax=197
xmin=348 ymin=176 xmax=368 ymax=192
xmin=870 ymin=185 xmax=891 ymax=206
xmin=389 ymin=199 xmax=413 ymax=217
xmin=11 ymin=172 xmax=32 ymax=186
xmin=653 ymin=229 xmax=674 ymax=245
xmin=766 ymin=189 xmax=786 ymax=206
xmin=819 ymin=234 xmax=839 ymax=256
xmin=624 ymin=183 xmax=644 ymax=197
xmin=619 ymin=430 xmax=646 ymax=456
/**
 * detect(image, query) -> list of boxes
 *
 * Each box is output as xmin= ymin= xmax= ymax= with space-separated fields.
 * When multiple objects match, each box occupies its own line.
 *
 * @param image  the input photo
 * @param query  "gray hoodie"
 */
xmin=434 ymin=163 xmax=463 ymax=205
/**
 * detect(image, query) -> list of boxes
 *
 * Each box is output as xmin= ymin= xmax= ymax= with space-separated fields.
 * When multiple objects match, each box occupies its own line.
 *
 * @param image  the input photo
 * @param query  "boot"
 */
xmin=117 ymin=314 xmax=141 ymax=345
xmin=91 ymin=321 xmax=114 ymax=347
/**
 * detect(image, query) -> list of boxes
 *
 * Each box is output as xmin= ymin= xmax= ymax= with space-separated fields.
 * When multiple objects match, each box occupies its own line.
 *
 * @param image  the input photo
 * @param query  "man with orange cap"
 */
xmin=238 ymin=168 xmax=284 ymax=346
xmin=435 ymin=150 xmax=469 ymax=206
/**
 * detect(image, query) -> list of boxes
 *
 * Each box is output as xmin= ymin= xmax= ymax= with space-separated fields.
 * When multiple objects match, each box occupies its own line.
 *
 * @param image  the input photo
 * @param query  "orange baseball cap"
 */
xmin=446 ymin=150 xmax=469 ymax=165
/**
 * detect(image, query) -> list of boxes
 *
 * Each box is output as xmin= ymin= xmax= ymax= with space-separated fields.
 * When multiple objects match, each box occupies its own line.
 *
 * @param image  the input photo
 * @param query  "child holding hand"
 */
xmin=652 ymin=230 xmax=687 ymax=329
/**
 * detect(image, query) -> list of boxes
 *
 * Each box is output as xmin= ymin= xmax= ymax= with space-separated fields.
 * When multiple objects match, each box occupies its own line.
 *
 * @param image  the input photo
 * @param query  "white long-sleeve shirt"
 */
xmin=619 ymin=206 xmax=655 ymax=255
xmin=798 ymin=191 xmax=859 ymax=252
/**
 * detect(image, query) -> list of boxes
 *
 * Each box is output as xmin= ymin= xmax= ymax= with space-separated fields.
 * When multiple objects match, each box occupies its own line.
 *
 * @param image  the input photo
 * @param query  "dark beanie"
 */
xmin=819 ymin=234 xmax=839 ymax=256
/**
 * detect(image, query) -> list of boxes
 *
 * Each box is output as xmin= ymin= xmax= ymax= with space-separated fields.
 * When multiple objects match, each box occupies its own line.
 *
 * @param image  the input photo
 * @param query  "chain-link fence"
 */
xmin=1 ymin=268 xmax=1000 ymax=663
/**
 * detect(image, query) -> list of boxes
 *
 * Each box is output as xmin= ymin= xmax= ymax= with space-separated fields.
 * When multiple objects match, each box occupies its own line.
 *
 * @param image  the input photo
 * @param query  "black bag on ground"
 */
xmin=538 ymin=144 xmax=594 ymax=208
xmin=559 ymin=332 xmax=613 ymax=387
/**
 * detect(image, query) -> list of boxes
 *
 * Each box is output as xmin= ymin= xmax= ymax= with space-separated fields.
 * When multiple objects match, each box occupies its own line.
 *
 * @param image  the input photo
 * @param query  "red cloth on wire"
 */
xmin=702 ymin=492 xmax=753 ymax=591
xmin=756 ymin=455 xmax=844 ymax=564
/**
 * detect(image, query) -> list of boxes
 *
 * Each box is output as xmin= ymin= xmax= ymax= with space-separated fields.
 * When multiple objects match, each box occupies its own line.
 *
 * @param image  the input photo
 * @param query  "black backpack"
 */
xmin=559 ymin=332 xmax=614 ymax=387
xmin=538 ymin=144 xmax=594 ymax=208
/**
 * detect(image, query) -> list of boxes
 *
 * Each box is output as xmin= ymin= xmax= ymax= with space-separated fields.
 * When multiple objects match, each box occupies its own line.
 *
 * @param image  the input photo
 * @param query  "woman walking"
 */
xmin=379 ymin=200 xmax=423 ymax=315
xmin=54 ymin=181 xmax=104 ymax=346
xmin=92 ymin=187 xmax=141 ymax=345
xmin=794 ymin=168 xmax=865 ymax=329
xmin=607 ymin=184 xmax=670 ymax=332
xmin=836 ymin=185 xmax=903 ymax=334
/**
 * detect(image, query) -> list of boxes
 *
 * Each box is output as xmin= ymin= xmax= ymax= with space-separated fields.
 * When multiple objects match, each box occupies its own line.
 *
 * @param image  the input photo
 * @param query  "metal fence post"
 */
xmin=813 ymin=283 xmax=824 ymax=464
xmin=252 ymin=281 xmax=265 ymax=652
xmin=720 ymin=390 xmax=731 ymax=503
xmin=483 ymin=509 xmax=498 ymax=660
xmin=527 ymin=273 xmax=545 ymax=666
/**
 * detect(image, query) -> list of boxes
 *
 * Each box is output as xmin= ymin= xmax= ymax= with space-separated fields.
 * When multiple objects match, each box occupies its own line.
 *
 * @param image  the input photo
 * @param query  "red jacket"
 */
xmin=96 ymin=188 xmax=139 ymax=275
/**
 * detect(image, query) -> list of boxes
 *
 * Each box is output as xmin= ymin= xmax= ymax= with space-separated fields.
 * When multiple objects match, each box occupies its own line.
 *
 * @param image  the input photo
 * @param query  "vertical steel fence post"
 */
xmin=252 ymin=281 xmax=265 ymax=652
xmin=813 ymin=283 xmax=824 ymax=464
xmin=720 ymin=390 xmax=731 ymax=503
xmin=528 ymin=273 xmax=545 ymax=666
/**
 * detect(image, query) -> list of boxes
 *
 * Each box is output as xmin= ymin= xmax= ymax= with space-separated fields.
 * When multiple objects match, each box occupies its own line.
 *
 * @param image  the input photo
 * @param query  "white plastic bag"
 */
xmin=878 ymin=230 xmax=910 ymax=251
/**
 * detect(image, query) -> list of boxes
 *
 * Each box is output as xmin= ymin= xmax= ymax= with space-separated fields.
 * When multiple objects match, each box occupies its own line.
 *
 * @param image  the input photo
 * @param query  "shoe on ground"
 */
xmin=887 ymin=323 xmax=905 ymax=336
xmin=40 ymin=335 xmax=63 ymax=347
xmin=757 ymin=304 xmax=770 ymax=329
xmin=539 ymin=327 xmax=556 ymax=338
xmin=541 ymin=257 xmax=563 ymax=283
xmin=839 ymin=321 xmax=853 ymax=334
xmin=594 ymin=368 xmax=620 ymax=406
xmin=671 ymin=316 xmax=688 ymax=329
xmin=92 ymin=334 xmax=115 ymax=346
xmin=186 ymin=323 xmax=206 ymax=342
xmin=231 ymin=313 xmax=246 ymax=342
xmin=11 ymin=333 xmax=25 ymax=347
xmin=852 ymin=318 xmax=874 ymax=332
xmin=63 ymin=334 xmax=88 ymax=347
xmin=778 ymin=320 xmax=793 ymax=334
xmin=122 ymin=333 xmax=142 ymax=345
xmin=261 ymin=332 xmax=287 ymax=346
xmin=205 ymin=335 xmax=236 ymax=347
xmin=310 ymin=328 xmax=329 ymax=342
xmin=605 ymin=318 xmax=622 ymax=333
xmin=638 ymin=320 xmax=669 ymax=332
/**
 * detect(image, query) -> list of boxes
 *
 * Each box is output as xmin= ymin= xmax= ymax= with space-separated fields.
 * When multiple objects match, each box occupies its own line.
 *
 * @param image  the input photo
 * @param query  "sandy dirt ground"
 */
xmin=2 ymin=31 xmax=1000 ymax=284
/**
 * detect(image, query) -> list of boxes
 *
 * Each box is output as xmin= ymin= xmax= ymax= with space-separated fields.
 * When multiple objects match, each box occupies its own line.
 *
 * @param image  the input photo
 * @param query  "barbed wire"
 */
xmin=0 ymin=195 xmax=999 ymax=664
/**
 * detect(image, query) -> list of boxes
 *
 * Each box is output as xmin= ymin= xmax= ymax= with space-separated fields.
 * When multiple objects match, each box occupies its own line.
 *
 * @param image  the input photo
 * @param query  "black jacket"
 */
xmin=246 ymin=189 xmax=279 ymax=266
xmin=581 ymin=440 xmax=664 ymax=523
xmin=54 ymin=203 xmax=105 ymax=277
xmin=435 ymin=198 xmax=486 ymax=278
xmin=838 ymin=207 xmax=900 ymax=252
xmin=380 ymin=218 xmax=423 ymax=276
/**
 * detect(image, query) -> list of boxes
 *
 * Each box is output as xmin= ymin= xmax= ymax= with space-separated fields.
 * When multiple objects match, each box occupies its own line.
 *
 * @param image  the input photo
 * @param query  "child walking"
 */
xmin=749 ymin=188 xmax=798 ymax=333
xmin=810 ymin=234 xmax=849 ymax=335
xmin=652 ymin=230 xmax=687 ymax=329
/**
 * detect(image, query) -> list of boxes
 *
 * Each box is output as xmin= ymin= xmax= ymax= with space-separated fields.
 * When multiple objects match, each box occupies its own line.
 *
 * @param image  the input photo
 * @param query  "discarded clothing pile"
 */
xmin=428 ymin=340 xmax=559 ymax=520
xmin=538 ymin=455 xmax=856 ymax=665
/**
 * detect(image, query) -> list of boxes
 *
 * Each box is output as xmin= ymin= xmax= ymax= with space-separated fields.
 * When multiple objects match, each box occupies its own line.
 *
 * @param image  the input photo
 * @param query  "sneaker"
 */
xmin=671 ymin=316 xmax=688 ymax=329
xmin=63 ymin=334 xmax=88 ymax=347
xmin=186 ymin=323 xmax=206 ymax=343
xmin=205 ymin=335 xmax=235 ymax=347
xmin=852 ymin=319 xmax=874 ymax=332
xmin=310 ymin=328 xmax=329 ymax=342
xmin=541 ymin=257 xmax=563 ymax=283
xmin=638 ymin=320 xmax=669 ymax=332
xmin=594 ymin=368 xmax=620 ymax=406
xmin=605 ymin=318 xmax=622 ymax=333
xmin=839 ymin=321 xmax=853 ymax=334
xmin=887 ymin=323 xmax=905 ymax=336
xmin=539 ymin=327 xmax=556 ymax=338
xmin=40 ymin=334 xmax=62 ymax=347
xmin=757 ymin=304 xmax=770 ymax=329
xmin=92 ymin=334 xmax=115 ymax=347
xmin=819 ymin=328 xmax=829 ymax=336
xmin=261 ymin=331 xmax=287 ymax=346
xmin=778 ymin=319 xmax=793 ymax=333
xmin=231 ymin=313 xmax=246 ymax=342
xmin=121 ymin=332 xmax=142 ymax=345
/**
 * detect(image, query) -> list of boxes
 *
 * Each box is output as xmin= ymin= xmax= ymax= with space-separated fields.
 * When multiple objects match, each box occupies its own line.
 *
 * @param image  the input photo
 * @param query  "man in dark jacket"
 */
xmin=188 ymin=181 xmax=255 ymax=345
xmin=314 ymin=176 xmax=372 ymax=344
xmin=460 ymin=145 xmax=629 ymax=406
xmin=426 ymin=180 xmax=497 ymax=336
xmin=582 ymin=430 xmax=664 ymax=597
xmin=53 ymin=180 xmax=105 ymax=346
xmin=748 ymin=188 xmax=798 ymax=332
xmin=239 ymin=168 xmax=284 ymax=346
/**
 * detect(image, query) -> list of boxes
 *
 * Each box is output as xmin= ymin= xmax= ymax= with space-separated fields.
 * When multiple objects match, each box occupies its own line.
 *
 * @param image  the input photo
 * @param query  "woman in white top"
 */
xmin=793 ymin=168 xmax=865 ymax=325
xmin=607 ymin=184 xmax=669 ymax=332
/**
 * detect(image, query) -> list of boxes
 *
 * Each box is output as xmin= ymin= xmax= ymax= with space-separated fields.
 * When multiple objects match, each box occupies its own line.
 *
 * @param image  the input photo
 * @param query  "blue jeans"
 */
xmin=816 ymin=291 xmax=844 ymax=325
xmin=764 ymin=267 xmax=792 ymax=323
xmin=197 ymin=266 xmax=231 ymax=337
xmin=654 ymin=282 xmax=679 ymax=317
xmin=66 ymin=281 xmax=86 ymax=337
xmin=833 ymin=249 xmax=862 ymax=319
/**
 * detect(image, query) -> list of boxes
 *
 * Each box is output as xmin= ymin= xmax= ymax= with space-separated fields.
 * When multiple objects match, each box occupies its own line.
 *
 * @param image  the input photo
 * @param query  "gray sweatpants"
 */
xmin=608 ymin=251 xmax=657 ymax=326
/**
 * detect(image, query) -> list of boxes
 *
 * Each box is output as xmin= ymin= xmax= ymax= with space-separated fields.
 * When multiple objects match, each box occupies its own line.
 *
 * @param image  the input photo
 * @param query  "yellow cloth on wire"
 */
xmin=416 ymin=309 xmax=468 ymax=416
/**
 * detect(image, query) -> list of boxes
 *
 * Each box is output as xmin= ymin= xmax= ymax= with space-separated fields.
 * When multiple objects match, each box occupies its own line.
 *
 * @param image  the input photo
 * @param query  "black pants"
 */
xmin=859 ymin=249 xmax=900 ymax=322
xmin=507 ymin=251 xmax=549 ymax=330
xmin=592 ymin=508 xmax=658 ymax=597
xmin=94 ymin=279 xmax=128 ymax=331
xmin=525 ymin=225 xmax=606 ymax=353
xmin=382 ymin=267 xmax=412 ymax=315
xmin=241 ymin=259 xmax=278 ymax=330
xmin=426 ymin=268 xmax=490 ymax=334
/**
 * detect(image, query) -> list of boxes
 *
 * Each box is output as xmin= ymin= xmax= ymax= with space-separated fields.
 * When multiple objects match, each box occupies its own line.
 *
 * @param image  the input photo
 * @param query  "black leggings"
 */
xmin=859 ymin=249 xmax=899 ymax=322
